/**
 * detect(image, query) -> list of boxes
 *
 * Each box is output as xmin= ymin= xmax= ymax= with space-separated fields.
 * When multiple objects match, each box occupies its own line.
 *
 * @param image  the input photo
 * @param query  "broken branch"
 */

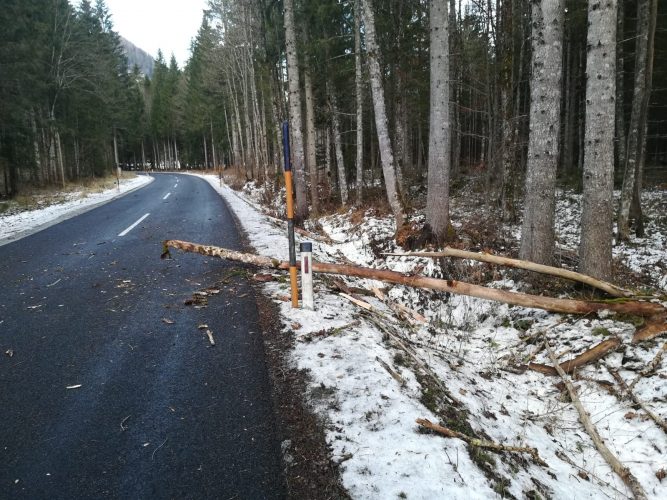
xmin=384 ymin=248 xmax=633 ymax=298
xmin=545 ymin=341 xmax=647 ymax=499
xmin=416 ymin=418 xmax=547 ymax=467
xmin=527 ymin=338 xmax=622 ymax=376
xmin=606 ymin=365 xmax=667 ymax=434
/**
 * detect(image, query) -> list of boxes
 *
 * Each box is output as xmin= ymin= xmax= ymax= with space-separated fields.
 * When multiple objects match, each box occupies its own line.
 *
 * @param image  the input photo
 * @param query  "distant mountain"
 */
xmin=120 ymin=37 xmax=154 ymax=78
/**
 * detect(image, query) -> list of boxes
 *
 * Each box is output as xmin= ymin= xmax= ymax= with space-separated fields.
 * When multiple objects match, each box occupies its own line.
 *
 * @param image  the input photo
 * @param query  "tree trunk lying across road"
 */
xmin=384 ymin=248 xmax=633 ymax=298
xmin=162 ymin=240 xmax=666 ymax=335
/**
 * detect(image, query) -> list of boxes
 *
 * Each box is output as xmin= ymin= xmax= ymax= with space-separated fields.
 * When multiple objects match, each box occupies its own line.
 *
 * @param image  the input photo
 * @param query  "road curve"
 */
xmin=0 ymin=173 xmax=286 ymax=499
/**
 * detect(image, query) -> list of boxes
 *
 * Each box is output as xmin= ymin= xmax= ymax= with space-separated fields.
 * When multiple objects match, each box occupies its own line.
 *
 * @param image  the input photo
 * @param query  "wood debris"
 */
xmin=416 ymin=418 xmax=547 ymax=466
xmin=527 ymin=338 xmax=621 ymax=376
xmin=545 ymin=340 xmax=648 ymax=499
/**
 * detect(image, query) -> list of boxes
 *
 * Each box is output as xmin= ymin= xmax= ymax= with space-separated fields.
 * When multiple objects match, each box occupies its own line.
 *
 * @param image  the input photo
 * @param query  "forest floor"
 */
xmin=202 ymin=172 xmax=666 ymax=500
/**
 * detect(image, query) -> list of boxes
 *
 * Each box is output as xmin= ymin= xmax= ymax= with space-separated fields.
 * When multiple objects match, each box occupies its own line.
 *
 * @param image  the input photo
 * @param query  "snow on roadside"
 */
xmin=200 ymin=174 xmax=667 ymax=499
xmin=0 ymin=175 xmax=153 ymax=244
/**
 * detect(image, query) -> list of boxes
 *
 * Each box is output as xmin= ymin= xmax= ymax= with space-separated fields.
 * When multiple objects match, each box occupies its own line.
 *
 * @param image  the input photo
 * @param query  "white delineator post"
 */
xmin=300 ymin=242 xmax=314 ymax=310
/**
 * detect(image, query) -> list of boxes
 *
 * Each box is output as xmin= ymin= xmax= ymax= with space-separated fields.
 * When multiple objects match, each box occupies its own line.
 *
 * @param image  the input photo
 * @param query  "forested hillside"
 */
xmin=0 ymin=0 xmax=665 ymax=277
xmin=119 ymin=36 xmax=154 ymax=78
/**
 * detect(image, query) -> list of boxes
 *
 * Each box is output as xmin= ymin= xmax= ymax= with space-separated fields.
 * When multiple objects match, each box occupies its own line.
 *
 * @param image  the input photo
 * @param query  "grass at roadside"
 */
xmin=0 ymin=172 xmax=137 ymax=215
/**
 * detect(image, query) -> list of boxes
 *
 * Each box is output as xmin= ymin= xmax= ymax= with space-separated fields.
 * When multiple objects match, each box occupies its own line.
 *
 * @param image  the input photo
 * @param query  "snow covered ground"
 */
xmin=198 ymin=174 xmax=666 ymax=500
xmin=0 ymin=174 xmax=153 ymax=245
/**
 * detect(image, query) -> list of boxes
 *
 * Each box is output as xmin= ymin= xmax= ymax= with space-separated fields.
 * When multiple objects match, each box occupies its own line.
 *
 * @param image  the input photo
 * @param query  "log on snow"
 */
xmin=161 ymin=240 xmax=666 ymax=320
xmin=416 ymin=418 xmax=547 ymax=466
xmin=545 ymin=342 xmax=647 ymax=499
xmin=385 ymin=248 xmax=633 ymax=298
xmin=527 ymin=338 xmax=621 ymax=376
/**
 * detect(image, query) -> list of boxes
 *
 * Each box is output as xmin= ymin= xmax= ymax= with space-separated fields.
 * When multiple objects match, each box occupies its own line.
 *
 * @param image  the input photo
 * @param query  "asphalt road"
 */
xmin=0 ymin=173 xmax=286 ymax=499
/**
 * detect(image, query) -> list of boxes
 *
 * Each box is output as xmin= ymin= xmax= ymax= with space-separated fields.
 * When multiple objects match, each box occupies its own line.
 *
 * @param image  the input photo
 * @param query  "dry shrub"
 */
xmin=223 ymin=169 xmax=247 ymax=190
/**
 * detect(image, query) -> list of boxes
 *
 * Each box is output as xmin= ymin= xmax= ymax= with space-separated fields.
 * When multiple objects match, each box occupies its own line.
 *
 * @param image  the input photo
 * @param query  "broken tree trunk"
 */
xmin=162 ymin=240 xmax=666 ymax=323
xmin=385 ymin=248 xmax=633 ymax=298
xmin=527 ymin=337 xmax=621 ymax=376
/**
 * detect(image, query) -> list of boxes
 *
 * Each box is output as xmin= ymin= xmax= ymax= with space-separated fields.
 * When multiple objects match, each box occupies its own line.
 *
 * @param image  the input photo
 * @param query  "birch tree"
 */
xmin=361 ymin=0 xmax=405 ymax=229
xmin=579 ymin=0 xmax=617 ymax=280
xmin=519 ymin=0 xmax=565 ymax=265
xmin=425 ymin=0 xmax=451 ymax=243
xmin=283 ymin=0 xmax=308 ymax=220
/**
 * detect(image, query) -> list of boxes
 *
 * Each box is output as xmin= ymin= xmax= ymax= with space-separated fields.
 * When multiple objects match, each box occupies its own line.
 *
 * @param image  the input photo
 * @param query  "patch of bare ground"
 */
xmin=255 ymin=291 xmax=349 ymax=500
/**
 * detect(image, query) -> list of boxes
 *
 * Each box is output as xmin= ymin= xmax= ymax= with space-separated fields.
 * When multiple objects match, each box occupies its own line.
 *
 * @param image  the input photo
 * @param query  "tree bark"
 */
xmin=618 ymin=0 xmax=656 ymax=240
xmin=283 ymin=0 xmax=308 ymax=221
xmin=528 ymin=337 xmax=621 ymax=375
xmin=426 ymin=0 xmax=452 ymax=244
xmin=355 ymin=0 xmax=364 ymax=205
xmin=519 ymin=0 xmax=565 ymax=265
xmin=385 ymin=248 xmax=632 ymax=297
xmin=579 ymin=0 xmax=617 ymax=281
xmin=162 ymin=240 xmax=665 ymax=319
xmin=329 ymin=82 xmax=349 ymax=205
xmin=304 ymin=70 xmax=319 ymax=214
xmin=361 ymin=0 xmax=405 ymax=229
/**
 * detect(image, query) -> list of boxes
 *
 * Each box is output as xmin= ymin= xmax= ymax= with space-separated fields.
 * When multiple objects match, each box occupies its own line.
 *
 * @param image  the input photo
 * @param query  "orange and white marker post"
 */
xmin=282 ymin=121 xmax=299 ymax=308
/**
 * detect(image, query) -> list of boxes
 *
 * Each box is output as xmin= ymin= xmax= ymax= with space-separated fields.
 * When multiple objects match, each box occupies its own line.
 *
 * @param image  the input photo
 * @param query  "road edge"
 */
xmin=0 ymin=174 xmax=154 ymax=247
xmin=191 ymin=172 xmax=349 ymax=499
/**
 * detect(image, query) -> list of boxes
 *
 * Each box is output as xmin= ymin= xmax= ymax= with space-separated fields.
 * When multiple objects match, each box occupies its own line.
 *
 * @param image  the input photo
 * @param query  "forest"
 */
xmin=0 ymin=0 xmax=665 ymax=281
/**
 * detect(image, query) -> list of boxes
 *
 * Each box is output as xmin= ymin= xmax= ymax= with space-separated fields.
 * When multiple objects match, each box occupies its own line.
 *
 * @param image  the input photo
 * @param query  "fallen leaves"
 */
xmin=5 ymin=349 xmax=14 ymax=358
xmin=161 ymin=318 xmax=175 ymax=325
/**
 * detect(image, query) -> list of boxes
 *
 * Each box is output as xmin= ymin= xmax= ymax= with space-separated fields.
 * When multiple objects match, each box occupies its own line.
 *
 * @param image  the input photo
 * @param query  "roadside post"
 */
xmin=300 ymin=242 xmax=314 ymax=310
xmin=282 ymin=121 xmax=299 ymax=308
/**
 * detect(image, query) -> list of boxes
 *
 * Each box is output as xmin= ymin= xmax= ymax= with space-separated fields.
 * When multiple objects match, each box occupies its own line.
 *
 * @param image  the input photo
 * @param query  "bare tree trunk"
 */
xmin=56 ymin=129 xmax=65 ymax=186
xmin=618 ymin=0 xmax=656 ymax=240
xmin=519 ymin=0 xmax=565 ymax=265
xmin=361 ymin=0 xmax=405 ymax=229
xmin=329 ymin=83 xmax=349 ymax=205
xmin=203 ymin=135 xmax=209 ymax=170
xmin=448 ymin=0 xmax=460 ymax=180
xmin=141 ymin=139 xmax=146 ymax=169
xmin=304 ymin=70 xmax=319 ymax=214
xmin=355 ymin=0 xmax=364 ymax=205
xmin=615 ymin=0 xmax=627 ymax=174
xmin=324 ymin=126 xmax=333 ymax=196
xmin=580 ymin=0 xmax=617 ymax=280
xmin=426 ymin=0 xmax=452 ymax=243
xmin=210 ymin=120 xmax=217 ymax=170
xmin=284 ymin=0 xmax=308 ymax=221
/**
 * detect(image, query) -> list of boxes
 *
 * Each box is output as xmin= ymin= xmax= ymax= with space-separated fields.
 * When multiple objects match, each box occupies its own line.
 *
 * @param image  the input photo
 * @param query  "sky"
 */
xmin=95 ymin=0 xmax=209 ymax=68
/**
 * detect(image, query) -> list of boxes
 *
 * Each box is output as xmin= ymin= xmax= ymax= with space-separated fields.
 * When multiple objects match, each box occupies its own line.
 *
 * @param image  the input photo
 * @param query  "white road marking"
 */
xmin=163 ymin=192 xmax=171 ymax=200
xmin=173 ymin=183 xmax=178 ymax=188
xmin=118 ymin=213 xmax=150 ymax=237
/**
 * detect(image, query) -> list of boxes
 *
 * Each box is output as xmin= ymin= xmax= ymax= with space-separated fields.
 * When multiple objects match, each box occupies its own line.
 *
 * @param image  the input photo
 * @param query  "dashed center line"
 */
xmin=163 ymin=192 xmax=171 ymax=200
xmin=118 ymin=213 xmax=150 ymax=237
xmin=173 ymin=183 xmax=178 ymax=188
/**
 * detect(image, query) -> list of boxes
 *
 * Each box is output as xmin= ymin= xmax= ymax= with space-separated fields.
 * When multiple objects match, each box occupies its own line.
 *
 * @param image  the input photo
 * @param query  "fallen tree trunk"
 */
xmin=385 ymin=248 xmax=633 ymax=298
xmin=545 ymin=341 xmax=648 ymax=499
xmin=162 ymin=240 xmax=666 ymax=321
xmin=527 ymin=338 xmax=621 ymax=376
